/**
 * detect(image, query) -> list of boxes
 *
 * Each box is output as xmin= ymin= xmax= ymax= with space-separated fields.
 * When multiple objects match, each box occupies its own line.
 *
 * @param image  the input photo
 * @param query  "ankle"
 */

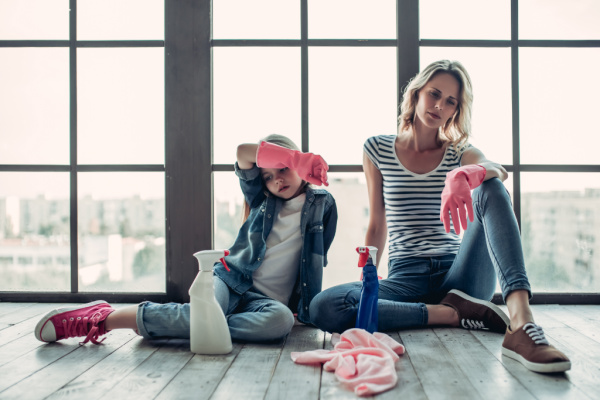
xmin=427 ymin=304 xmax=459 ymax=326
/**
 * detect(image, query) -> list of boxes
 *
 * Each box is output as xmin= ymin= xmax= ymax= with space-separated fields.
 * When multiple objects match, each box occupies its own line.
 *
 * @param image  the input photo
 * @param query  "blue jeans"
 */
xmin=310 ymin=178 xmax=532 ymax=333
xmin=136 ymin=276 xmax=295 ymax=341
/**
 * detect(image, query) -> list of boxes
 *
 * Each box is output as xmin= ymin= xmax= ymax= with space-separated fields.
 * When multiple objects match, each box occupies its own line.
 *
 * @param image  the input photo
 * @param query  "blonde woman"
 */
xmin=310 ymin=60 xmax=570 ymax=373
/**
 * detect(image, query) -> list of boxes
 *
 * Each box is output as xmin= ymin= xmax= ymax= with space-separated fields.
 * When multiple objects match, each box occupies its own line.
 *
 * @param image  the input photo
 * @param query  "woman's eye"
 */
xmin=264 ymin=176 xmax=272 ymax=182
xmin=447 ymin=100 xmax=456 ymax=106
xmin=430 ymin=91 xmax=439 ymax=98
xmin=280 ymin=167 xmax=288 ymax=173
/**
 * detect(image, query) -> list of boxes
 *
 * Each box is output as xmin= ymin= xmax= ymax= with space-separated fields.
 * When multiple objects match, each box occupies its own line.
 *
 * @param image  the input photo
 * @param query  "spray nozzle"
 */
xmin=193 ymin=249 xmax=231 ymax=272
xmin=356 ymin=246 xmax=378 ymax=268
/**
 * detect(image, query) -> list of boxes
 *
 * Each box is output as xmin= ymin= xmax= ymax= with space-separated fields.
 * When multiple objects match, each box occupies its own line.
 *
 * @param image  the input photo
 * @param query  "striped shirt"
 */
xmin=364 ymin=135 xmax=467 ymax=259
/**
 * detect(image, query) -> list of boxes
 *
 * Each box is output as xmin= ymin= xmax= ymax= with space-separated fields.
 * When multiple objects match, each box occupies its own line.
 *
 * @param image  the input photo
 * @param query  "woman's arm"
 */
xmin=236 ymin=143 xmax=259 ymax=170
xmin=461 ymin=146 xmax=508 ymax=182
xmin=363 ymin=151 xmax=387 ymax=267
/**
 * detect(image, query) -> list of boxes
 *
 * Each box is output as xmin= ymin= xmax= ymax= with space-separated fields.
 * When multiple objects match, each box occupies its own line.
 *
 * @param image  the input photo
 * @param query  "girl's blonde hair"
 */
xmin=241 ymin=134 xmax=306 ymax=222
xmin=398 ymin=60 xmax=473 ymax=150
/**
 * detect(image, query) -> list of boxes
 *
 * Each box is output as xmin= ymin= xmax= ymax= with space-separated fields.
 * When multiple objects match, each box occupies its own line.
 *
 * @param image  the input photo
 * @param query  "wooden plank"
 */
xmin=0 ymin=331 xmax=47 ymax=368
xmin=264 ymin=326 xmax=325 ymax=400
xmin=399 ymin=328 xmax=479 ymax=400
xmin=376 ymin=331 xmax=427 ymax=400
xmin=210 ymin=340 xmax=284 ymax=400
xmin=44 ymin=336 xmax=158 ymax=400
xmin=535 ymin=305 xmax=600 ymax=344
xmin=433 ymin=328 xmax=535 ymax=399
xmin=97 ymin=339 xmax=194 ymax=400
xmin=470 ymin=330 xmax=587 ymax=400
xmin=0 ymin=302 xmax=38 ymax=318
xmin=154 ymin=342 xmax=243 ymax=400
xmin=0 ymin=329 xmax=137 ymax=399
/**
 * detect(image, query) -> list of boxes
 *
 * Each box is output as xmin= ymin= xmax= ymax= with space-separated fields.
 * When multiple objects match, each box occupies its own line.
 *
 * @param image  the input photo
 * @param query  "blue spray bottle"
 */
xmin=355 ymin=246 xmax=379 ymax=334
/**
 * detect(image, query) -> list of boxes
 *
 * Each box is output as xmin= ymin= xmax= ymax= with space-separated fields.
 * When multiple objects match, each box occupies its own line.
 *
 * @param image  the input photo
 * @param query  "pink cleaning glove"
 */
xmin=440 ymin=164 xmax=486 ymax=234
xmin=256 ymin=141 xmax=329 ymax=186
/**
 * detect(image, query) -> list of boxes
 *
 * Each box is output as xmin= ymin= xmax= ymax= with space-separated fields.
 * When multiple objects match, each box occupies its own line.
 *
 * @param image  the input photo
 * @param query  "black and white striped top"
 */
xmin=364 ymin=135 xmax=467 ymax=259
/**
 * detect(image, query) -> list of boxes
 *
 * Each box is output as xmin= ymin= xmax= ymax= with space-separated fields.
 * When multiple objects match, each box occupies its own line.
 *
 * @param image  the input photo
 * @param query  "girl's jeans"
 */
xmin=310 ymin=178 xmax=532 ymax=333
xmin=136 ymin=277 xmax=295 ymax=341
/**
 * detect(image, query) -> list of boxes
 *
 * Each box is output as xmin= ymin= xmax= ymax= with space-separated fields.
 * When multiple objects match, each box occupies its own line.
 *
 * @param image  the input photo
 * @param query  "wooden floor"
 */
xmin=1 ymin=303 xmax=599 ymax=400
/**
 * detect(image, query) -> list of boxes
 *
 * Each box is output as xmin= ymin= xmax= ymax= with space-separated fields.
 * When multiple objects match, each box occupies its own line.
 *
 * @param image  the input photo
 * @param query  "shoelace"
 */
xmin=461 ymin=319 xmax=486 ymax=330
xmin=523 ymin=322 xmax=549 ymax=345
xmin=60 ymin=311 xmax=107 ymax=345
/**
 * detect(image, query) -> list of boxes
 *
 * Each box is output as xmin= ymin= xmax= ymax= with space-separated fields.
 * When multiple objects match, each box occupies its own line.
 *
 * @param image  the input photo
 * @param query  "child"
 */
xmin=309 ymin=60 xmax=571 ymax=373
xmin=35 ymin=134 xmax=337 ymax=345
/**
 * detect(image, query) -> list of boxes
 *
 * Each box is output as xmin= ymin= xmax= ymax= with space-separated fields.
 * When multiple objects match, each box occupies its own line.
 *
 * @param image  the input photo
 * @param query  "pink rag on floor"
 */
xmin=291 ymin=328 xmax=405 ymax=396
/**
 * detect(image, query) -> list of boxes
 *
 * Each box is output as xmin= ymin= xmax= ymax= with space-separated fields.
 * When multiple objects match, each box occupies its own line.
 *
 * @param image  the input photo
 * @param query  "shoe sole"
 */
xmin=448 ymin=289 xmax=510 ymax=332
xmin=34 ymin=300 xmax=109 ymax=342
xmin=501 ymin=346 xmax=572 ymax=373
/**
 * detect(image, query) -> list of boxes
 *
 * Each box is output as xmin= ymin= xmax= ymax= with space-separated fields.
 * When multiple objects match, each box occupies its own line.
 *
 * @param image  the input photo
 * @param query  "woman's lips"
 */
xmin=279 ymin=185 xmax=289 ymax=192
xmin=428 ymin=112 xmax=440 ymax=119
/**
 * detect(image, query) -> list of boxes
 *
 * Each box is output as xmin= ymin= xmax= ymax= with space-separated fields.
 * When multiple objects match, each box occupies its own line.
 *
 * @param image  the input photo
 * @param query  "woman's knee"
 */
xmin=265 ymin=304 xmax=295 ymax=339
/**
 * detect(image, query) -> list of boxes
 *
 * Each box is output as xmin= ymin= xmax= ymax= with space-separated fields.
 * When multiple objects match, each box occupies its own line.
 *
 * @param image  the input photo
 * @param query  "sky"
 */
xmin=1 ymin=0 xmax=599 ymax=201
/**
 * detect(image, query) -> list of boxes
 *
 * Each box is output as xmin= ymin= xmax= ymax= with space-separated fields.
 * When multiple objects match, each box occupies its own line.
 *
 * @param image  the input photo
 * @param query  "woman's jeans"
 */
xmin=136 ymin=276 xmax=295 ymax=342
xmin=310 ymin=178 xmax=532 ymax=333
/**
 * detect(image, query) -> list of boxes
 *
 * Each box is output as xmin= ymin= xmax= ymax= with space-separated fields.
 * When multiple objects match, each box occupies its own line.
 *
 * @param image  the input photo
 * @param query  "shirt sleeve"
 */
xmin=363 ymin=136 xmax=381 ymax=169
xmin=234 ymin=162 xmax=266 ymax=208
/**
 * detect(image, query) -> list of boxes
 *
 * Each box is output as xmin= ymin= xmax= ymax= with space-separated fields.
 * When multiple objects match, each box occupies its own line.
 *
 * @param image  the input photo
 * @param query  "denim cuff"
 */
xmin=502 ymin=284 xmax=532 ymax=303
xmin=135 ymin=301 xmax=153 ymax=340
xmin=234 ymin=162 xmax=260 ymax=180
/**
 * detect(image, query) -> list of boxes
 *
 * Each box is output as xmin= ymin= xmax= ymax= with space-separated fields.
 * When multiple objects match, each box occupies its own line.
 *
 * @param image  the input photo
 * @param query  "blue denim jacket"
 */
xmin=214 ymin=163 xmax=338 ymax=324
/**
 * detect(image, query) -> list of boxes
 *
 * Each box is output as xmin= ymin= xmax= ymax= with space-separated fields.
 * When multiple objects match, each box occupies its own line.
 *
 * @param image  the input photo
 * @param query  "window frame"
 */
xmin=1 ymin=0 xmax=599 ymax=304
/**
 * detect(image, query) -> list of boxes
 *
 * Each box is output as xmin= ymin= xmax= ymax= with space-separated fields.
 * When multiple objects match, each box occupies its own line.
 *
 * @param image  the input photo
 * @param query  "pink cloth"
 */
xmin=291 ymin=328 xmax=405 ymax=396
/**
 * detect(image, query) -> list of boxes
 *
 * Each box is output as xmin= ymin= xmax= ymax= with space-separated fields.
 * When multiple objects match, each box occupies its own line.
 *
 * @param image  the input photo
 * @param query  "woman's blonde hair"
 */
xmin=241 ymin=134 xmax=305 ymax=222
xmin=398 ymin=60 xmax=473 ymax=150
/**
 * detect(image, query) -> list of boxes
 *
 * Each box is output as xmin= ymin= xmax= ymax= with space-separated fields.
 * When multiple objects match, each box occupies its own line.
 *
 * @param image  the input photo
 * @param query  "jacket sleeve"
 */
xmin=234 ymin=162 xmax=266 ymax=208
xmin=322 ymin=195 xmax=338 ymax=267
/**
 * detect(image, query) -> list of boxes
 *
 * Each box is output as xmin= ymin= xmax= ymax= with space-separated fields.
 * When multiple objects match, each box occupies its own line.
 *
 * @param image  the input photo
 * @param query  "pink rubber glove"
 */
xmin=440 ymin=164 xmax=486 ymax=234
xmin=256 ymin=141 xmax=329 ymax=186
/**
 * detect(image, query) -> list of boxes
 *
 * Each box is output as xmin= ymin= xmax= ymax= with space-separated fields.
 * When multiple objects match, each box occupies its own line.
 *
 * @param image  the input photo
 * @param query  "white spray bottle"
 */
xmin=189 ymin=249 xmax=232 ymax=354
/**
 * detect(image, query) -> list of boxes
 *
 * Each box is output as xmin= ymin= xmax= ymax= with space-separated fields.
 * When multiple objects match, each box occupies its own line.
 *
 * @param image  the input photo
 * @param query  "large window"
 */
xmin=2 ymin=1 xmax=599 ymax=302
xmin=0 ymin=0 xmax=166 ymax=299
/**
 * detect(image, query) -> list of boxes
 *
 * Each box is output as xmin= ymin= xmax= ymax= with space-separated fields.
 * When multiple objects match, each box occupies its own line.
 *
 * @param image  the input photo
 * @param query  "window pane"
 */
xmin=213 ymin=47 xmax=301 ymax=164
xmin=309 ymin=47 xmax=396 ymax=165
xmin=78 ymin=48 xmax=164 ymax=164
xmin=520 ymin=48 xmax=600 ymax=165
xmin=214 ymin=172 xmax=244 ymax=251
xmin=0 ymin=48 xmax=69 ymax=164
xmin=213 ymin=0 xmax=299 ymax=39
xmin=520 ymin=0 xmax=600 ymax=40
xmin=78 ymin=172 xmax=165 ymax=292
xmin=0 ymin=0 xmax=69 ymax=40
xmin=420 ymin=48 xmax=513 ymax=165
xmin=308 ymin=0 xmax=396 ymax=39
xmin=324 ymin=173 xmax=389 ymax=288
xmin=0 ymin=172 xmax=70 ymax=292
xmin=420 ymin=0 xmax=510 ymax=40
xmin=77 ymin=0 xmax=164 ymax=40
xmin=521 ymin=173 xmax=600 ymax=292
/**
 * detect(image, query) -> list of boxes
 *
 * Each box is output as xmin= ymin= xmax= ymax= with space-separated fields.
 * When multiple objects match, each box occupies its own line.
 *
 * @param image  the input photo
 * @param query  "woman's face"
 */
xmin=415 ymin=72 xmax=460 ymax=131
xmin=261 ymin=167 xmax=305 ymax=200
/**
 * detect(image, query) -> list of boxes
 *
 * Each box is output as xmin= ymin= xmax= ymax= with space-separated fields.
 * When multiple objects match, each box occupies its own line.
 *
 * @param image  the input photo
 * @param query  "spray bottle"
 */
xmin=189 ymin=249 xmax=232 ymax=354
xmin=355 ymin=246 xmax=379 ymax=334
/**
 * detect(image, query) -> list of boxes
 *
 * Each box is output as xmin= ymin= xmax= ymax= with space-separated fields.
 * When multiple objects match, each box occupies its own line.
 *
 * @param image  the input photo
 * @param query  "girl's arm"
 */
xmin=461 ymin=146 xmax=508 ymax=182
xmin=363 ymin=151 xmax=387 ymax=268
xmin=236 ymin=143 xmax=259 ymax=170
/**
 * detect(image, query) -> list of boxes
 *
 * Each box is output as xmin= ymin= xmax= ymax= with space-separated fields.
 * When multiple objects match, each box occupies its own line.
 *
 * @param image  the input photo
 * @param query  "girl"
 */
xmin=309 ymin=60 xmax=570 ymax=373
xmin=35 ymin=134 xmax=337 ymax=345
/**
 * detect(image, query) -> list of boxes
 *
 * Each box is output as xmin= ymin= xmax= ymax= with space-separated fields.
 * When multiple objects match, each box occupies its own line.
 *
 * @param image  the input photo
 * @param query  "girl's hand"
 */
xmin=256 ymin=141 xmax=329 ymax=186
xmin=440 ymin=164 xmax=486 ymax=234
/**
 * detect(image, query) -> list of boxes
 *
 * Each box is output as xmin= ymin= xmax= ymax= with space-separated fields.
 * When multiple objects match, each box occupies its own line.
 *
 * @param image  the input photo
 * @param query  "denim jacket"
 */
xmin=214 ymin=163 xmax=338 ymax=324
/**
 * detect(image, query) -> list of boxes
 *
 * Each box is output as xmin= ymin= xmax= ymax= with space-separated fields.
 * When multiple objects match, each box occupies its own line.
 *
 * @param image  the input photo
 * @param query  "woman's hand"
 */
xmin=440 ymin=164 xmax=486 ymax=234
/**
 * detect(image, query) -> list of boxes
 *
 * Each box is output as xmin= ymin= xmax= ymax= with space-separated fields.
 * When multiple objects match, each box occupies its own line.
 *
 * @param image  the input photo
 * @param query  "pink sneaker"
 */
xmin=34 ymin=301 xmax=115 ymax=345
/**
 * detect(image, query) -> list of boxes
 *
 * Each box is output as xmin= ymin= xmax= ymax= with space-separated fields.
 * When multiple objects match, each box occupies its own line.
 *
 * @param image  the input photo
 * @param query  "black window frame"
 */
xmin=1 ymin=0 xmax=599 ymax=304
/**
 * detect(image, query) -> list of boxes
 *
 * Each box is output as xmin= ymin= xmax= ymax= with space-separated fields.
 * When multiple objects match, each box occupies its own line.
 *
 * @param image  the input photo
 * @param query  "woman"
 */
xmin=310 ymin=60 xmax=570 ymax=374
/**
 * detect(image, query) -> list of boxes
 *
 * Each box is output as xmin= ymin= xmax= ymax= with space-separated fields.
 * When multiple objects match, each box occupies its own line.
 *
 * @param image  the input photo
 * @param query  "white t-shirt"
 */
xmin=252 ymin=193 xmax=305 ymax=305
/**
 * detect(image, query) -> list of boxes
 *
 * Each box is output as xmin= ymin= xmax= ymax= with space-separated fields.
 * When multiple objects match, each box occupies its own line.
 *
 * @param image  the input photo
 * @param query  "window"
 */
xmin=2 ymin=1 xmax=599 ymax=302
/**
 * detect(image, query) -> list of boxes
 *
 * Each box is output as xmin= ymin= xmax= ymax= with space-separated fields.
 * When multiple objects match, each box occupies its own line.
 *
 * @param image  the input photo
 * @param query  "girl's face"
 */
xmin=415 ymin=72 xmax=460 ymax=131
xmin=261 ymin=167 xmax=305 ymax=200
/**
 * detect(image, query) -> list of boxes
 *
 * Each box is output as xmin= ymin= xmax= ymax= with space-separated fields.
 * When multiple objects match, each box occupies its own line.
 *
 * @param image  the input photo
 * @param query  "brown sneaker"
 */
xmin=502 ymin=322 xmax=571 ymax=373
xmin=441 ymin=289 xmax=509 ymax=333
